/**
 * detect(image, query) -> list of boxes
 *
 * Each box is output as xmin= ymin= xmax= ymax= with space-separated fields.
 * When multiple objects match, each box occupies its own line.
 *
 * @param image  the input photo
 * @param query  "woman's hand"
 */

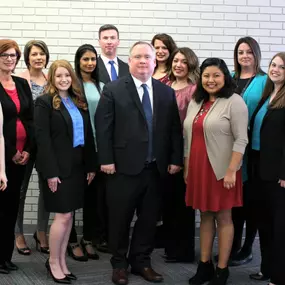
xmin=47 ymin=177 xmax=61 ymax=193
xmin=278 ymin=179 xmax=285 ymax=188
xmin=18 ymin=151 xmax=30 ymax=165
xmin=12 ymin=150 xmax=22 ymax=164
xmin=87 ymin=172 xmax=96 ymax=185
xmin=0 ymin=172 xmax=7 ymax=191
xmin=223 ymin=169 xmax=236 ymax=189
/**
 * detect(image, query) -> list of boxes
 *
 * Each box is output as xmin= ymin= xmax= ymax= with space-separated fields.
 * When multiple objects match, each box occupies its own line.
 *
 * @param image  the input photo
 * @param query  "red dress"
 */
xmin=186 ymin=101 xmax=242 ymax=212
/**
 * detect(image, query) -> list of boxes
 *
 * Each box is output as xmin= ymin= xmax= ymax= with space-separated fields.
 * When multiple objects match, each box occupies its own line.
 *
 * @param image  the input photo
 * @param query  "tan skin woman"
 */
xmin=184 ymin=58 xmax=248 ymax=285
xmin=0 ymin=103 xmax=7 ymax=191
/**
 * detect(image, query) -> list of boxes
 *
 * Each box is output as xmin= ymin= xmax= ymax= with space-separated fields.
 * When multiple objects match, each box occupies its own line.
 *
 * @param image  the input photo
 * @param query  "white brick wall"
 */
xmin=0 ymin=0 xmax=285 ymax=225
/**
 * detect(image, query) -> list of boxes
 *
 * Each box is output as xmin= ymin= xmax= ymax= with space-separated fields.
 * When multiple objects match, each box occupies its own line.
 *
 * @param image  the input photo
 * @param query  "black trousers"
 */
xmin=231 ymin=181 xmax=257 ymax=253
xmin=162 ymin=171 xmax=195 ymax=260
xmin=69 ymin=171 xmax=105 ymax=243
xmin=106 ymin=163 xmax=161 ymax=270
xmin=0 ymin=162 xmax=26 ymax=264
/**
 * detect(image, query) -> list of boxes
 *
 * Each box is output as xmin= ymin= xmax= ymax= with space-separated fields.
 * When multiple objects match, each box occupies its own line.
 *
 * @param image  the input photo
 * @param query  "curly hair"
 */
xmin=44 ymin=60 xmax=87 ymax=110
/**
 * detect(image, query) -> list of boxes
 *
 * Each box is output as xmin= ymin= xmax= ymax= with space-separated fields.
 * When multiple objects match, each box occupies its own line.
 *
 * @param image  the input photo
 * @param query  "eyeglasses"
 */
xmin=0 ymin=53 xmax=18 ymax=60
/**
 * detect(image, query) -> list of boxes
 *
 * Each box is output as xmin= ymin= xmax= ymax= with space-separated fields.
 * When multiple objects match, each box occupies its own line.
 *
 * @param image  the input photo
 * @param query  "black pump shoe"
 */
xmin=80 ymin=238 xmax=99 ymax=260
xmin=67 ymin=243 xmax=88 ymax=262
xmin=33 ymin=232 xmax=49 ymax=254
xmin=45 ymin=259 xmax=71 ymax=284
xmin=65 ymin=272 xmax=77 ymax=280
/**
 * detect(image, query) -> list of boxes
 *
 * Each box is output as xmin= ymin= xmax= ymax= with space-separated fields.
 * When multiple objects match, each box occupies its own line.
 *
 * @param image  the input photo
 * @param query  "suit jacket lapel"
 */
xmin=98 ymin=57 xmax=111 ymax=83
xmin=59 ymin=103 xmax=73 ymax=142
xmin=152 ymin=79 xmax=159 ymax=132
xmin=125 ymin=75 xmax=146 ymax=123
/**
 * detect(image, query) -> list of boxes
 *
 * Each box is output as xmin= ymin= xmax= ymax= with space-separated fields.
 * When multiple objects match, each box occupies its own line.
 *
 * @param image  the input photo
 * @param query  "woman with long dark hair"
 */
xmin=67 ymin=44 xmax=104 ymax=261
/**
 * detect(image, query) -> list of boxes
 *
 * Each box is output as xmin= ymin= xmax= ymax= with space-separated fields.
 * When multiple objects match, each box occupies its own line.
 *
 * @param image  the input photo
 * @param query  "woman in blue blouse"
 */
xmin=34 ymin=60 xmax=96 ymax=283
xmin=67 ymin=44 xmax=104 ymax=261
xmin=229 ymin=36 xmax=267 ymax=267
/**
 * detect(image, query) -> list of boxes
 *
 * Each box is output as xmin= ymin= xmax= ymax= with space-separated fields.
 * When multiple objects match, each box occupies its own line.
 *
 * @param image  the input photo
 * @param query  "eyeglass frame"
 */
xmin=0 ymin=53 xmax=18 ymax=60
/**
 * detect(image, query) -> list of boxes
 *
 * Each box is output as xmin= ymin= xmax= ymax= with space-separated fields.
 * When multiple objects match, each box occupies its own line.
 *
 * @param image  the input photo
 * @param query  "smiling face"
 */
xmin=28 ymin=45 xmax=46 ymax=70
xmin=202 ymin=66 xmax=225 ymax=95
xmin=237 ymin=43 xmax=255 ymax=70
xmin=54 ymin=67 xmax=72 ymax=93
xmin=0 ymin=47 xmax=17 ymax=73
xmin=99 ymin=29 xmax=120 ymax=59
xmin=80 ymin=50 xmax=97 ymax=74
xmin=269 ymin=56 xmax=285 ymax=86
xmin=172 ymin=52 xmax=188 ymax=80
xmin=153 ymin=39 xmax=170 ymax=64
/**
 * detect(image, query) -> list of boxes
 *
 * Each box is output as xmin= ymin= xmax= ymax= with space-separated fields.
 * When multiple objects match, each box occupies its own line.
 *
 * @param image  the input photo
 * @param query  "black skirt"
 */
xmin=41 ymin=147 xmax=86 ymax=213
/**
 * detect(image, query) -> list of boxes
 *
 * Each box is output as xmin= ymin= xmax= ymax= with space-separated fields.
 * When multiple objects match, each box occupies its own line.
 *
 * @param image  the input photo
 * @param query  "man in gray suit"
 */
xmin=98 ymin=24 xmax=129 ymax=84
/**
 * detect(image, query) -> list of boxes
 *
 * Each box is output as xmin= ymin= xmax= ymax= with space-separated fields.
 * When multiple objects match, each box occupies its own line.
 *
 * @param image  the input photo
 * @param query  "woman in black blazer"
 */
xmin=0 ymin=39 xmax=34 ymax=274
xmin=249 ymin=52 xmax=285 ymax=285
xmin=34 ymin=60 xmax=96 ymax=283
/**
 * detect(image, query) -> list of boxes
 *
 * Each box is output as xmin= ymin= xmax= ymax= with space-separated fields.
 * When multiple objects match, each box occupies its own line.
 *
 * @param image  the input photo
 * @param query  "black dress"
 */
xmin=35 ymin=94 xmax=96 ymax=213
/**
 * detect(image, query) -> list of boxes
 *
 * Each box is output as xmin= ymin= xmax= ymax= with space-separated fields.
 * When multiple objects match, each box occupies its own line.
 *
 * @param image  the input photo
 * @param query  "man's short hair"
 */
xmin=129 ymin=41 xmax=155 ymax=57
xmin=98 ymin=24 xmax=119 ymax=39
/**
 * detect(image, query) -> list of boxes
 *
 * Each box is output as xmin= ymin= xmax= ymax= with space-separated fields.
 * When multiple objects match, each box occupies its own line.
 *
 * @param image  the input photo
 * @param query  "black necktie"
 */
xmin=141 ymin=84 xmax=153 ymax=162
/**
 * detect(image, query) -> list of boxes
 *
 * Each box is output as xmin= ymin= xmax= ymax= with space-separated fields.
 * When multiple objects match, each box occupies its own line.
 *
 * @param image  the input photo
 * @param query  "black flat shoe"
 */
xmin=95 ymin=240 xmax=109 ymax=253
xmin=65 ymin=272 xmax=77 ymax=280
xmin=33 ymin=232 xmax=49 ymax=254
xmin=0 ymin=263 xmax=9 ymax=274
xmin=80 ymin=238 xmax=99 ymax=260
xmin=5 ymin=261 xmax=18 ymax=271
xmin=249 ymin=272 xmax=270 ymax=281
xmin=45 ymin=259 xmax=71 ymax=284
xmin=17 ymin=246 xmax=31 ymax=255
xmin=67 ymin=243 xmax=88 ymax=262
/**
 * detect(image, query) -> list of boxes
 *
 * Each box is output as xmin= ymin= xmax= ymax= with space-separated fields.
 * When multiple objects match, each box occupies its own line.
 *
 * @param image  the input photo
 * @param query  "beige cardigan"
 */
xmin=183 ymin=93 xmax=248 ymax=180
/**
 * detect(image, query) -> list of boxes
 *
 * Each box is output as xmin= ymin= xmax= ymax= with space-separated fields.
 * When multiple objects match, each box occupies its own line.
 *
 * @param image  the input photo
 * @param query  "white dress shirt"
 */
xmin=131 ymin=75 xmax=153 ymax=112
xmin=100 ymin=55 xmax=119 ymax=81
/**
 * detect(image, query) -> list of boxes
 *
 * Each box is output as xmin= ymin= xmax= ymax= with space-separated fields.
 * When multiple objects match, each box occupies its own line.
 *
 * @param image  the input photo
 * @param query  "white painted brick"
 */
xmin=177 ymin=11 xmax=200 ymax=19
xmin=95 ymin=2 xmax=119 ymax=9
xmin=166 ymin=3 xmax=190 ymax=11
xmin=190 ymin=5 xmax=213 ymax=12
xmin=224 ymin=13 xmax=247 ymax=20
xmin=1 ymin=23 xmax=11 ymax=29
xmin=248 ymin=0 xmax=270 ymax=6
xmin=12 ymin=23 xmax=35 ymax=30
xmin=190 ymin=20 xmax=213 ymax=27
xmin=271 ymin=0 xmax=285 ymax=7
xmin=212 ymin=35 xmax=236 ymax=43
xmin=107 ymin=10 xmax=130 ymax=17
xmin=237 ymin=6 xmax=259 ymax=13
xmin=0 ymin=8 xmax=11 ymax=14
xmin=200 ymin=43 xmax=223 ymax=50
xmin=0 ymin=15 xmax=22 ymax=22
xmin=201 ymin=0 xmax=223 ymax=4
xmin=248 ymin=29 xmax=270 ymax=36
xmin=166 ymin=19 xmax=190 ymax=27
xmin=248 ymin=14 xmax=270 ymax=21
xmin=142 ymin=18 xmax=166 ymax=26
xmin=24 ymin=1 xmax=47 ymax=8
xmin=224 ymin=28 xmax=248 ymax=36
xmin=143 ymin=3 xmax=166 ymax=10
xmin=189 ymin=35 xmax=212 ymax=42
xmin=35 ymin=8 xmax=59 ymax=15
xmin=260 ymin=22 xmax=283 ymax=29
xmin=177 ymin=27 xmax=200 ymax=35
xmin=12 ymin=8 xmax=35 ymax=15
xmin=201 ymin=13 xmax=224 ymax=20
xmin=72 ymin=16 xmax=94 ymax=24
xmin=237 ymin=21 xmax=259 ymax=29
xmin=270 ymin=15 xmax=285 ymax=22
xmin=213 ymin=5 xmax=236 ymax=12
xmin=70 ymin=31 xmax=94 ymax=39
xmin=59 ymin=9 xmax=82 ymax=16
xmin=223 ymin=43 xmax=236 ymax=50
xmin=71 ymin=2 xmax=94 ymax=9
xmin=153 ymin=26 xmax=177 ymax=34
xmin=214 ymin=21 xmax=236 ymax=28
xmin=47 ymin=15 xmax=70 ymax=23
xmin=24 ymin=205 xmax=32 ymax=212
xmin=59 ymin=24 xmax=82 ymax=31
xmin=213 ymin=51 xmax=234 ymax=58
xmin=129 ymin=26 xmax=154 ymax=33
xmin=120 ymin=3 xmax=142 ymax=10
xmin=259 ymin=37 xmax=282 ymax=44
xmin=259 ymin=44 xmax=270 ymax=51
xmin=154 ymin=11 xmax=177 ymax=18
xmin=23 ymin=15 xmax=47 ymax=23
xmin=224 ymin=0 xmax=246 ymax=5
xmin=46 ymin=1 xmax=70 ymax=8
xmin=119 ymin=18 xmax=142 ymax=25
xmin=271 ymin=30 xmax=285 ymax=37
xmin=35 ymin=23 xmax=59 ymax=31
xmin=0 ymin=30 xmax=22 ymax=37
xmin=23 ymin=219 xmax=32 ymax=225
xmin=200 ymin=28 xmax=224 ymax=35
xmin=260 ymin=7 xmax=282 ymax=14
xmin=0 ymin=2 xmax=22 ymax=7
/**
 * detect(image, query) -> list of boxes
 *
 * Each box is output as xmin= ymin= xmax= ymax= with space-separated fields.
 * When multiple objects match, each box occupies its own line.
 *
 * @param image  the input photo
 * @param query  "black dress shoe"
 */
xmin=96 ymin=240 xmax=109 ymax=253
xmin=0 ymin=263 xmax=9 ymax=274
xmin=249 ymin=272 xmax=270 ymax=281
xmin=67 ymin=243 xmax=88 ymax=262
xmin=65 ymin=272 xmax=77 ymax=280
xmin=5 ymin=261 xmax=18 ymax=271
xmin=131 ymin=267 xmax=163 ymax=283
xmin=112 ymin=268 xmax=128 ymax=285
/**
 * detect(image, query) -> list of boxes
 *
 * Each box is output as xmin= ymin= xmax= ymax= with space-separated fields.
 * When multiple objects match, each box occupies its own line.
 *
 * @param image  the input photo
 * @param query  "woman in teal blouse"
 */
xmin=229 ymin=36 xmax=267 ymax=267
xmin=67 ymin=44 xmax=104 ymax=261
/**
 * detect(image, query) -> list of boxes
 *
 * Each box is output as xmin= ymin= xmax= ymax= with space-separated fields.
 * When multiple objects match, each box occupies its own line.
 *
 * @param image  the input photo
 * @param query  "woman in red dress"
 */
xmin=151 ymin=33 xmax=177 ymax=84
xmin=184 ymin=58 xmax=248 ymax=285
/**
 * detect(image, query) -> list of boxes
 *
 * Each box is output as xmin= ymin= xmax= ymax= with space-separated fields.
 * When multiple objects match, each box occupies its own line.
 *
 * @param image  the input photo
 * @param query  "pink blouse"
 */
xmin=5 ymin=88 xmax=27 ymax=152
xmin=167 ymin=83 xmax=197 ymax=124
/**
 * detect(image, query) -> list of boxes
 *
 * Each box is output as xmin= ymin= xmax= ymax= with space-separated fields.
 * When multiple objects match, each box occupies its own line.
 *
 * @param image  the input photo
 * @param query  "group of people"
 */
xmin=0 ymin=23 xmax=284 ymax=285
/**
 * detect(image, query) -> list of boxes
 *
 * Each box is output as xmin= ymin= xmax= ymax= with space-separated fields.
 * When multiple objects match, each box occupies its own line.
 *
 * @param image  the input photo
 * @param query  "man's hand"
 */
xmin=278 ymin=179 xmax=285 ymax=188
xmin=12 ymin=150 xmax=22 ymax=164
xmin=168 ymin=164 xmax=181 ymax=175
xmin=101 ymin=164 xmax=116 ymax=174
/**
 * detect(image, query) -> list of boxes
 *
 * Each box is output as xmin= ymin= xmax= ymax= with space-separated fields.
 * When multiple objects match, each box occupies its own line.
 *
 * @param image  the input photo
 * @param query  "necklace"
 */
xmin=194 ymin=101 xmax=214 ymax=124
xmin=237 ymin=75 xmax=255 ymax=97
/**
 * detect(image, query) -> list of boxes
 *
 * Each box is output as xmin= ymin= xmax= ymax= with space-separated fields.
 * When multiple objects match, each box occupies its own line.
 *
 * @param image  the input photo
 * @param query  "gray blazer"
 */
xmin=183 ymin=93 xmax=248 ymax=180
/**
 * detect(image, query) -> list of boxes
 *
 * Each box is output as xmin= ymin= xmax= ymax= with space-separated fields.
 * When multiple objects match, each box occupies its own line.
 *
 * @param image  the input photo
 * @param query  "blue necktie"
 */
xmin=141 ymin=84 xmax=153 ymax=162
xmin=109 ymin=60 xmax=118 ymax=81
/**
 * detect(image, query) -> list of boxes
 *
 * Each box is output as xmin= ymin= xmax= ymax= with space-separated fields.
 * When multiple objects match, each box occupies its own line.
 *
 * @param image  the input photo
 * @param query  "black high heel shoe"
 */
xmin=65 ymin=272 xmax=77 ymax=280
xmin=67 ymin=243 xmax=88 ymax=262
xmin=45 ymin=259 xmax=71 ymax=284
xmin=33 ymin=232 xmax=49 ymax=254
xmin=80 ymin=238 xmax=99 ymax=260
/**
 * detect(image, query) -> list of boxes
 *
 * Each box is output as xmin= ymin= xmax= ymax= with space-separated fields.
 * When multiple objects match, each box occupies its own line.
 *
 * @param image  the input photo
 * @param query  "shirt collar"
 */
xmin=131 ymin=75 xmax=152 ymax=90
xmin=100 ymin=54 xmax=118 ymax=66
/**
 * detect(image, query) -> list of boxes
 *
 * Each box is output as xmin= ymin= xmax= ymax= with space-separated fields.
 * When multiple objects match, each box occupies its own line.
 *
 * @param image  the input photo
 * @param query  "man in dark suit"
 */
xmin=95 ymin=41 xmax=183 ymax=285
xmin=97 ymin=24 xmax=129 ymax=84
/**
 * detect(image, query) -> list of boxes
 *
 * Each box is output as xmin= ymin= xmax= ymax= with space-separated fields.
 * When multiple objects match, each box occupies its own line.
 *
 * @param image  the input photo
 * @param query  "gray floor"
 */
xmin=0 ymin=235 xmax=267 ymax=285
